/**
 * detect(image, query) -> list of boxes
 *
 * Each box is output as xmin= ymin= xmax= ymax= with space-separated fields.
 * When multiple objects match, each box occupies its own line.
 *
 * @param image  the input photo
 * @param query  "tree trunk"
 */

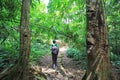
xmin=18 ymin=0 xmax=30 ymax=79
xmin=82 ymin=0 xmax=112 ymax=80
xmin=0 ymin=0 xmax=30 ymax=80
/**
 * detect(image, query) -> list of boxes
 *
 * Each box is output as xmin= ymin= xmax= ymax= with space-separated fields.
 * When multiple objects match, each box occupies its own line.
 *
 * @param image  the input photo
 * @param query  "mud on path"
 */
xmin=36 ymin=45 xmax=85 ymax=80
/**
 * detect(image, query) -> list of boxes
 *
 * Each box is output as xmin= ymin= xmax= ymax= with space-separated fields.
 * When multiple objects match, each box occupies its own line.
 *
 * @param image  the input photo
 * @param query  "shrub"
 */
xmin=30 ymin=42 xmax=50 ymax=62
xmin=66 ymin=48 xmax=81 ymax=61
xmin=66 ymin=48 xmax=87 ymax=69
xmin=0 ymin=45 xmax=18 ymax=71
xmin=110 ymin=52 xmax=120 ymax=65
xmin=66 ymin=48 xmax=76 ymax=58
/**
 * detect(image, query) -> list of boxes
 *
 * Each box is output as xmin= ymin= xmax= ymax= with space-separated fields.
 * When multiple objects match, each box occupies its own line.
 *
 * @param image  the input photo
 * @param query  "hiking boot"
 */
xmin=53 ymin=64 xmax=56 ymax=69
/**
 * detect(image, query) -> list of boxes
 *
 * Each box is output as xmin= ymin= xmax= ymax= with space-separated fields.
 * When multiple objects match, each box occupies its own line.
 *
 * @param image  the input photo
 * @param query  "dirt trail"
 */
xmin=38 ymin=46 xmax=85 ymax=80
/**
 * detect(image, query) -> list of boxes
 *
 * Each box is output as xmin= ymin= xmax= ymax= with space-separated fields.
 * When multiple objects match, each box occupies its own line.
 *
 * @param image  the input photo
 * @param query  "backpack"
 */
xmin=52 ymin=44 xmax=58 ymax=54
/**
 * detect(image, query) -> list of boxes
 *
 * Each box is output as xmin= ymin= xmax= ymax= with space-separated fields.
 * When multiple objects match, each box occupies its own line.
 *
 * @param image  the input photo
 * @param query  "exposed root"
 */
xmin=30 ymin=64 xmax=47 ymax=80
xmin=0 ymin=64 xmax=47 ymax=80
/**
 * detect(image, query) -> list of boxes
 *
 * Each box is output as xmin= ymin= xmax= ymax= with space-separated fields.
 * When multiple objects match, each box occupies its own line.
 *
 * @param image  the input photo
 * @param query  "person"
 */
xmin=51 ymin=40 xmax=59 ymax=69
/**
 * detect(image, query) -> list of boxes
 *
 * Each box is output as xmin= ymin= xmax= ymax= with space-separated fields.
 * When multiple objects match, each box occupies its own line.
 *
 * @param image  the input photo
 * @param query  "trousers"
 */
xmin=52 ymin=53 xmax=58 ymax=66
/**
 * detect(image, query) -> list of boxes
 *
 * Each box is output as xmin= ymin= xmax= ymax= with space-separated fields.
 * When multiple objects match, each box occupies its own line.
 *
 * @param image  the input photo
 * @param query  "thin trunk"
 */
xmin=18 ymin=0 xmax=30 ymax=79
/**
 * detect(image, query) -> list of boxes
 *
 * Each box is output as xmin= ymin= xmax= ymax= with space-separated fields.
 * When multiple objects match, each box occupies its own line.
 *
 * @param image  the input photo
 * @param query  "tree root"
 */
xmin=0 ymin=66 xmax=16 ymax=80
xmin=0 ymin=64 xmax=47 ymax=80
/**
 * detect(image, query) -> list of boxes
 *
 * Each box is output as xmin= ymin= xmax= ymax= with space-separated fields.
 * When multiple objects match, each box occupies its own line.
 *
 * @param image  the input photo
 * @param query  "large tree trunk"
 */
xmin=82 ymin=0 xmax=112 ymax=80
xmin=0 ymin=0 xmax=30 ymax=80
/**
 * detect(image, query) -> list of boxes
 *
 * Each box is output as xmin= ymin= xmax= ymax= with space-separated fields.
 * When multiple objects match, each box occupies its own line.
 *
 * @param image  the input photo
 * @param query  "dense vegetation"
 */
xmin=105 ymin=0 xmax=120 ymax=65
xmin=0 ymin=0 xmax=120 ymax=79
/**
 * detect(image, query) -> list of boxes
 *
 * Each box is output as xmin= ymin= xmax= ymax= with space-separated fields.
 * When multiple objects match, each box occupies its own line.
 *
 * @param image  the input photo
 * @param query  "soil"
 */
xmin=37 ymin=46 xmax=85 ymax=80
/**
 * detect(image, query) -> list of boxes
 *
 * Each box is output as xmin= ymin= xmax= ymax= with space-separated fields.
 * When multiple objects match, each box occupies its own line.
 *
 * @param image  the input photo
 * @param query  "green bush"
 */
xmin=73 ymin=52 xmax=80 ymax=60
xmin=110 ymin=52 xmax=120 ymax=61
xmin=30 ymin=42 xmax=50 ymax=62
xmin=66 ymin=48 xmax=76 ymax=58
xmin=66 ymin=48 xmax=87 ymax=69
xmin=110 ymin=52 xmax=120 ymax=65
xmin=0 ymin=45 xmax=18 ymax=71
xmin=66 ymin=48 xmax=82 ymax=61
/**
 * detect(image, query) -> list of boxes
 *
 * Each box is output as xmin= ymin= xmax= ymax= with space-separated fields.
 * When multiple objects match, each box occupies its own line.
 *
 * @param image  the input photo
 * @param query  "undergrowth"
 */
xmin=0 ymin=44 xmax=18 ymax=72
xmin=66 ymin=48 xmax=87 ymax=69
xmin=0 ymin=40 xmax=50 ymax=71
xmin=30 ymin=42 xmax=50 ymax=63
xmin=110 ymin=52 xmax=120 ymax=66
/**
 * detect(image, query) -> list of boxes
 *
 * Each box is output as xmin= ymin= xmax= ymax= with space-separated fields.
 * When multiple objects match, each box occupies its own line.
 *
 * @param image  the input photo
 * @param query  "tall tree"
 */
xmin=0 ymin=0 xmax=30 ymax=80
xmin=82 ymin=0 xmax=113 ymax=80
xmin=18 ymin=0 xmax=30 ymax=79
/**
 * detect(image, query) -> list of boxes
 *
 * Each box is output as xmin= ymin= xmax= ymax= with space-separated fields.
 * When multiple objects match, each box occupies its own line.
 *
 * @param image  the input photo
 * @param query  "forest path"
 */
xmin=37 ymin=45 xmax=85 ymax=80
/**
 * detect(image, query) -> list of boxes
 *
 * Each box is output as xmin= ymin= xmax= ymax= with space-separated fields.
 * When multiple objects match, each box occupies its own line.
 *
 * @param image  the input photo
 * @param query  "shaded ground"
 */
xmin=37 ymin=45 xmax=85 ymax=80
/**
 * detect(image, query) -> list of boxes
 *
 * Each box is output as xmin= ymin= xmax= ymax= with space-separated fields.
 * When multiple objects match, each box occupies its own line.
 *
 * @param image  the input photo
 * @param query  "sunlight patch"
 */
xmin=60 ymin=47 xmax=68 ymax=52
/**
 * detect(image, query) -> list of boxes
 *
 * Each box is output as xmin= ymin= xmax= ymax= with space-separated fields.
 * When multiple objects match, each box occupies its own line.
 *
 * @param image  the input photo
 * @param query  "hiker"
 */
xmin=51 ymin=40 xmax=59 ymax=69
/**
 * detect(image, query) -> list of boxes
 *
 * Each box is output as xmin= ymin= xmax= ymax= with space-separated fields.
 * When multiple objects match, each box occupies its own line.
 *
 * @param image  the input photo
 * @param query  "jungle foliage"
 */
xmin=0 ymin=0 xmax=120 ymax=71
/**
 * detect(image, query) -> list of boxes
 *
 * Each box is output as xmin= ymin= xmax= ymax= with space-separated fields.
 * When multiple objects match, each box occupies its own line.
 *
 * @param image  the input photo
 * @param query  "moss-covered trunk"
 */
xmin=82 ymin=0 xmax=112 ymax=80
